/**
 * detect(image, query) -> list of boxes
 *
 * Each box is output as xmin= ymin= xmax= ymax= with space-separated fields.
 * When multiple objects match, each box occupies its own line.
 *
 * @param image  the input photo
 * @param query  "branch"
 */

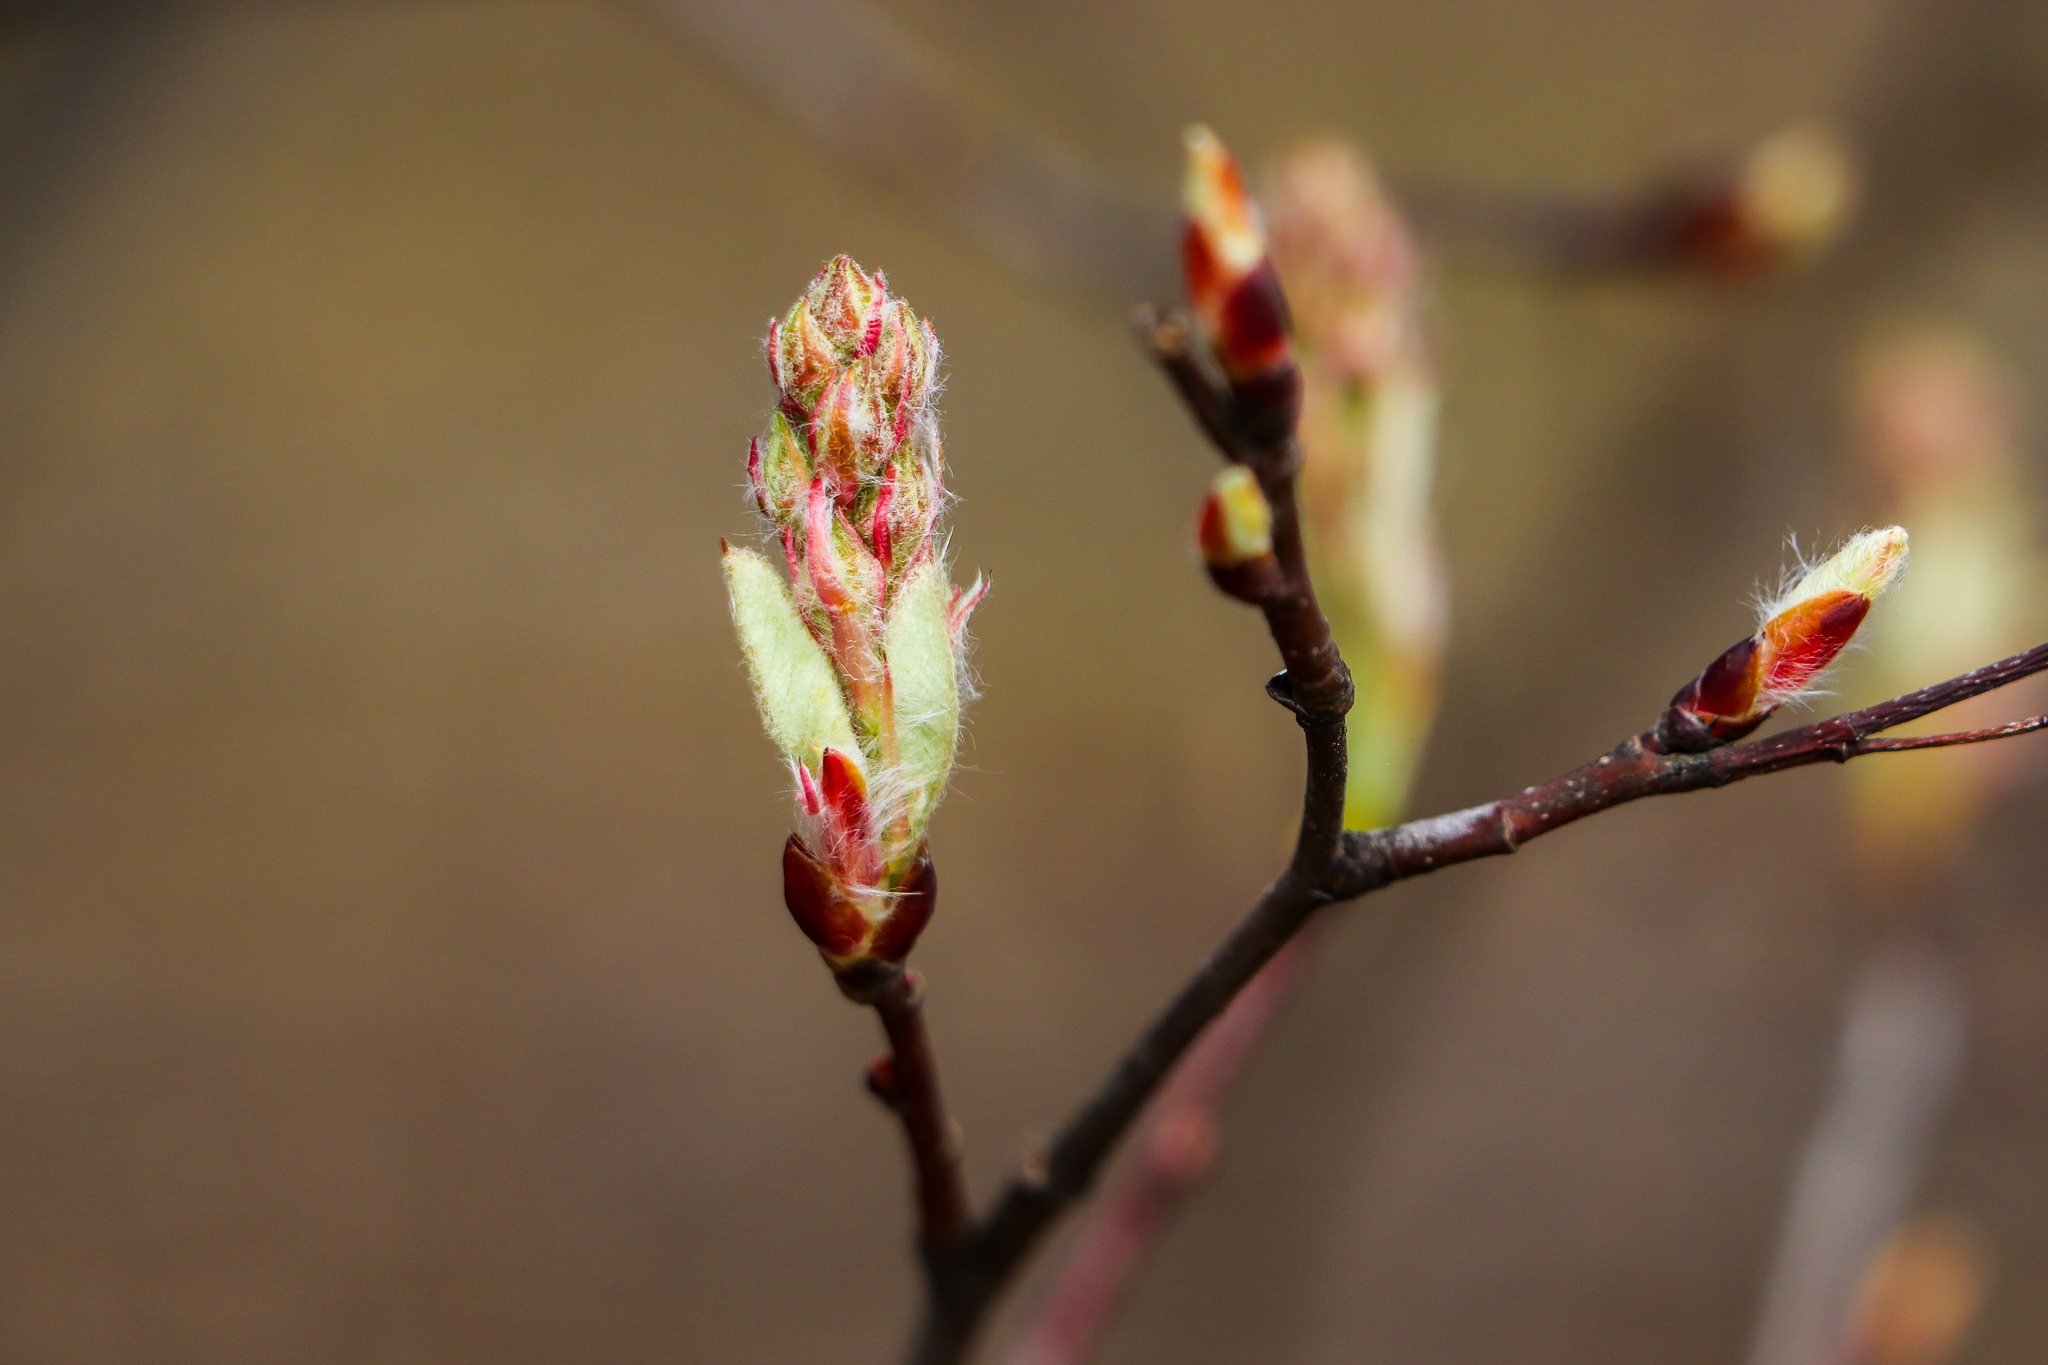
xmin=1332 ymin=642 xmax=2048 ymax=898
xmin=902 ymin=311 xmax=1352 ymax=1365
xmin=892 ymin=309 xmax=2048 ymax=1365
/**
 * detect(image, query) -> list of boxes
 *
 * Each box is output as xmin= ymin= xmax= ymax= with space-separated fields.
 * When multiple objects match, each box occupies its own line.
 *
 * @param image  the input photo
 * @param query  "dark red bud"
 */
xmin=1692 ymin=634 xmax=1762 ymax=721
xmin=867 ymin=850 xmax=936 ymax=964
xmin=782 ymin=834 xmax=866 ymax=959
xmin=1656 ymin=634 xmax=1771 ymax=753
xmin=1220 ymin=258 xmax=1293 ymax=378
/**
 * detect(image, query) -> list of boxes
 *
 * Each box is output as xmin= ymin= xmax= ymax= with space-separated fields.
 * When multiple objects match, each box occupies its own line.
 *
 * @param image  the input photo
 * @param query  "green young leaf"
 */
xmin=724 ymin=544 xmax=859 ymax=771
xmin=884 ymin=556 xmax=961 ymax=839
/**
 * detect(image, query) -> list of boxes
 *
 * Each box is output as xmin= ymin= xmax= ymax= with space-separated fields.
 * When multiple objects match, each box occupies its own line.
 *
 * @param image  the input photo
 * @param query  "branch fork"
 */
xmin=876 ymin=307 xmax=2048 ymax=1365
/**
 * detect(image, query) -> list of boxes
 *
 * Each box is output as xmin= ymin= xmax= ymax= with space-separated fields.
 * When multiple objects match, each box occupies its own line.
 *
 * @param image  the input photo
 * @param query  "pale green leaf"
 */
xmin=884 ymin=557 xmax=960 ymax=839
xmin=724 ymin=545 xmax=859 ymax=770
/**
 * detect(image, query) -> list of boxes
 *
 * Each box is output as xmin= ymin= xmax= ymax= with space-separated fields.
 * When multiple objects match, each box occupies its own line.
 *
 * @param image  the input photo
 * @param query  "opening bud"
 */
xmin=1197 ymin=466 xmax=1284 ymax=603
xmin=734 ymin=258 xmax=980 ymax=979
xmin=1182 ymin=125 xmax=1294 ymax=385
xmin=1660 ymin=526 xmax=1908 ymax=750
xmin=1198 ymin=466 xmax=1273 ymax=566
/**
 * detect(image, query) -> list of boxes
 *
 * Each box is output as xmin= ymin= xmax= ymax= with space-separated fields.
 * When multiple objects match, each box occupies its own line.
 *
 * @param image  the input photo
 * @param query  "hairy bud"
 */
xmin=806 ymin=254 xmax=887 ymax=352
xmin=771 ymin=301 xmax=839 ymax=418
xmin=812 ymin=365 xmax=893 ymax=494
xmin=1660 ymin=526 xmax=1908 ymax=751
xmin=729 ymin=258 xmax=984 ymax=979
xmin=750 ymin=411 xmax=812 ymax=526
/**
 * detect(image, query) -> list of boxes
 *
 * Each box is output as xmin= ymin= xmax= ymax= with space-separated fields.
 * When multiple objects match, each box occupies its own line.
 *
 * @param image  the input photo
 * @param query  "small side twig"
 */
xmin=1849 ymin=714 xmax=2048 ymax=752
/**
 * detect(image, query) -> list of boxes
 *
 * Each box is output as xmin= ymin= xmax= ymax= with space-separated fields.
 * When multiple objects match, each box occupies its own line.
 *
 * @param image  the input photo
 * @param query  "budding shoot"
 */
xmin=725 ymin=257 xmax=983 ymax=980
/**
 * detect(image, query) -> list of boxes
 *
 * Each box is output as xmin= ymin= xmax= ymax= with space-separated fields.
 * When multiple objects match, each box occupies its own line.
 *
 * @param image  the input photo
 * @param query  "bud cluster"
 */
xmin=725 ymin=256 xmax=984 ymax=978
xmin=1659 ymin=527 xmax=1908 ymax=752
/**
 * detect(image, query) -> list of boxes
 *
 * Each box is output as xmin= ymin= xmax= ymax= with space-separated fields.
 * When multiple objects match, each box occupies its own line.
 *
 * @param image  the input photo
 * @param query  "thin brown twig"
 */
xmin=1850 ymin=714 xmax=2048 ymax=752
xmin=884 ymin=304 xmax=2048 ymax=1365
xmin=867 ymin=969 xmax=971 ymax=1258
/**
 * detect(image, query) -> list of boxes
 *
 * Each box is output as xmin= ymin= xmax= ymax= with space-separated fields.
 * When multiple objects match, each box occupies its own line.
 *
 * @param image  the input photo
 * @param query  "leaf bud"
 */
xmin=1197 ymin=465 xmax=1284 ymax=602
xmin=1182 ymin=125 xmax=1294 ymax=386
xmin=1659 ymin=526 xmax=1908 ymax=750
xmin=732 ymin=258 xmax=981 ymax=978
xmin=1672 ymin=124 xmax=1856 ymax=279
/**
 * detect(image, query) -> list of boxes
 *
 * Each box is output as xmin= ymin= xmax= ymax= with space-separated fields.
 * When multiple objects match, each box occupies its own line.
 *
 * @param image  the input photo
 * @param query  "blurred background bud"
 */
xmin=1839 ymin=1214 xmax=1993 ymax=1365
xmin=1197 ymin=465 xmax=1282 ymax=604
xmin=1845 ymin=326 xmax=2044 ymax=878
xmin=1265 ymin=138 xmax=1444 ymax=827
xmin=1672 ymin=123 xmax=1858 ymax=279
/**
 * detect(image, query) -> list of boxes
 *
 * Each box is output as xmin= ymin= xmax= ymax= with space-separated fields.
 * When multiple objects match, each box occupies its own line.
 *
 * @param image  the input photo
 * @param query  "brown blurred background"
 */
xmin=0 ymin=1 xmax=2046 ymax=1362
